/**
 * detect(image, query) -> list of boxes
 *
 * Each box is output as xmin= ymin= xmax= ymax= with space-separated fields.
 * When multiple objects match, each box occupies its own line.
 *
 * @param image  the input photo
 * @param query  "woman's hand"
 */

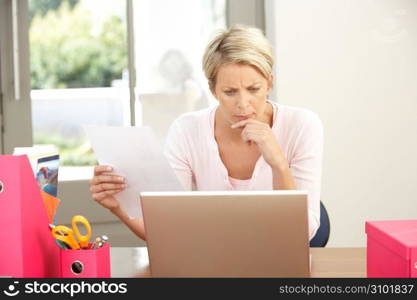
xmin=231 ymin=119 xmax=287 ymax=170
xmin=89 ymin=165 xmax=126 ymax=210
xmin=90 ymin=166 xmax=147 ymax=240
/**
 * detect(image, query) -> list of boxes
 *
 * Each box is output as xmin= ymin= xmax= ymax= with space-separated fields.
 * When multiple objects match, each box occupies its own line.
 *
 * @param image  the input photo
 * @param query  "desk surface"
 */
xmin=110 ymin=247 xmax=366 ymax=278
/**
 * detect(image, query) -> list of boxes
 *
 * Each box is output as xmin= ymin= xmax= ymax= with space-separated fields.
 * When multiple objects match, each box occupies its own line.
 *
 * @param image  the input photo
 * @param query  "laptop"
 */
xmin=140 ymin=190 xmax=310 ymax=277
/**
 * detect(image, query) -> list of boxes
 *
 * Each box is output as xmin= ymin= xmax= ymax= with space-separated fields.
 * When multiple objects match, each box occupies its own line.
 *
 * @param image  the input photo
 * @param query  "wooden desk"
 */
xmin=110 ymin=247 xmax=366 ymax=278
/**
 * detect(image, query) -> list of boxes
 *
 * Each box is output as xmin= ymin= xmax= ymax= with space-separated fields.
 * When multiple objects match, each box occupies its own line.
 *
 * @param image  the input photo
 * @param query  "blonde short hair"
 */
xmin=202 ymin=24 xmax=274 ymax=88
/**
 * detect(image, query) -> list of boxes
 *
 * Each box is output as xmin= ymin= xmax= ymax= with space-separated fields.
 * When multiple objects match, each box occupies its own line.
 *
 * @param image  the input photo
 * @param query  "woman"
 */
xmin=89 ymin=25 xmax=323 ymax=241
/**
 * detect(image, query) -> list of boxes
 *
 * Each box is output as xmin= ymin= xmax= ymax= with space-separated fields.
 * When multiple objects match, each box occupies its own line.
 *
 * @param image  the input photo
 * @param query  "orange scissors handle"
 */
xmin=51 ymin=225 xmax=80 ymax=250
xmin=72 ymin=215 xmax=92 ymax=249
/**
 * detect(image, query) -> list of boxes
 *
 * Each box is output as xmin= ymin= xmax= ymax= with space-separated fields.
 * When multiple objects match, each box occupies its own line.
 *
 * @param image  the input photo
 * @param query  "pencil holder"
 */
xmin=60 ymin=243 xmax=111 ymax=278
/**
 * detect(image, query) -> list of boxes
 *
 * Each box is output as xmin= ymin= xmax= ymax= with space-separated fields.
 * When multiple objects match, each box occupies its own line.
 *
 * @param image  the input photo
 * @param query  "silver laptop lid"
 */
xmin=140 ymin=190 xmax=310 ymax=277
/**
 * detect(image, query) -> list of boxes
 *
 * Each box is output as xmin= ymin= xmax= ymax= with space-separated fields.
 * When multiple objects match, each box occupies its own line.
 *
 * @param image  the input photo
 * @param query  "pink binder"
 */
xmin=366 ymin=220 xmax=417 ymax=278
xmin=0 ymin=155 xmax=60 ymax=277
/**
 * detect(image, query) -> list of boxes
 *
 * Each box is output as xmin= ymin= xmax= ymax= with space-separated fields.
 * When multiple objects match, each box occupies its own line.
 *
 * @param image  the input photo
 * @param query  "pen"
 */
xmin=101 ymin=235 xmax=109 ymax=243
xmin=90 ymin=235 xmax=109 ymax=249
xmin=91 ymin=237 xmax=102 ymax=249
xmin=55 ymin=240 xmax=70 ymax=249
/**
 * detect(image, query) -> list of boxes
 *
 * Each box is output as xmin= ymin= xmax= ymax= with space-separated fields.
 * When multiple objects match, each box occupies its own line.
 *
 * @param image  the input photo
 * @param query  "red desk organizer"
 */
xmin=0 ymin=155 xmax=60 ymax=277
xmin=366 ymin=220 xmax=417 ymax=278
xmin=60 ymin=243 xmax=111 ymax=278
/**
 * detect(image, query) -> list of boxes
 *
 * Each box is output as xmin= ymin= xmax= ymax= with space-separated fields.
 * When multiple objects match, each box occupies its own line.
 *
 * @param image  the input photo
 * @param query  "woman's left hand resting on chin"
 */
xmin=231 ymin=118 xmax=296 ymax=190
xmin=231 ymin=118 xmax=285 ymax=169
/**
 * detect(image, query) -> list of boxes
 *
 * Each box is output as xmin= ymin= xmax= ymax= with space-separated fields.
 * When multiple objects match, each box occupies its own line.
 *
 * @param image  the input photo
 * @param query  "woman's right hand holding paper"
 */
xmin=89 ymin=165 xmax=126 ymax=210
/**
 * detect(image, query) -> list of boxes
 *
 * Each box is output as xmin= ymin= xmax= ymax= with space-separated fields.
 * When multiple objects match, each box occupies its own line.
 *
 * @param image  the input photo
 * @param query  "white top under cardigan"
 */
xmin=164 ymin=101 xmax=324 ymax=240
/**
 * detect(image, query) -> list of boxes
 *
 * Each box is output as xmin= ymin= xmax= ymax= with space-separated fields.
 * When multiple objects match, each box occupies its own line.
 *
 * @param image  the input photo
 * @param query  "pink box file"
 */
xmin=366 ymin=220 xmax=417 ymax=278
xmin=60 ymin=243 xmax=111 ymax=278
xmin=0 ymin=155 xmax=60 ymax=277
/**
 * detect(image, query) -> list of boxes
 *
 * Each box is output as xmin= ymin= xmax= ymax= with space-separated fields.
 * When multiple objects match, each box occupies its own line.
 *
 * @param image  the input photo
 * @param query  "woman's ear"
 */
xmin=209 ymin=81 xmax=218 ymax=100
xmin=267 ymin=74 xmax=274 ymax=93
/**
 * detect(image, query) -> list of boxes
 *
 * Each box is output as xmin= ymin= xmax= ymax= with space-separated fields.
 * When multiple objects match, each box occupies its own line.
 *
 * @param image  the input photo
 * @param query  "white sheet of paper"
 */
xmin=84 ymin=125 xmax=183 ymax=219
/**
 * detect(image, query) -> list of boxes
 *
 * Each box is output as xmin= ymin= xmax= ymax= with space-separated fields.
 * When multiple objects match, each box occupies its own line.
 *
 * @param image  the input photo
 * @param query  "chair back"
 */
xmin=309 ymin=201 xmax=330 ymax=247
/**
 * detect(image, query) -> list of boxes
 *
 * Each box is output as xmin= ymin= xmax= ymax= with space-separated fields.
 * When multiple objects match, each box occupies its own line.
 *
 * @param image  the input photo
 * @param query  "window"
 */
xmin=133 ymin=0 xmax=226 ymax=143
xmin=29 ymin=0 xmax=129 ymax=180
xmin=28 ymin=0 xmax=226 ymax=180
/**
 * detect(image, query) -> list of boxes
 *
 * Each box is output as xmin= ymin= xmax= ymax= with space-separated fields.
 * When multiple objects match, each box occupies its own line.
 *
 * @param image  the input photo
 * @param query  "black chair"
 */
xmin=309 ymin=201 xmax=330 ymax=247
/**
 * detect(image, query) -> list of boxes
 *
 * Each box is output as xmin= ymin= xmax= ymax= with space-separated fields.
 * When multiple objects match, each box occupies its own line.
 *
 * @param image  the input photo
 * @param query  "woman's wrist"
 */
xmin=270 ymin=156 xmax=289 ymax=173
xmin=110 ymin=205 xmax=147 ymax=241
xmin=266 ymin=139 xmax=288 ymax=170
xmin=110 ymin=205 xmax=123 ymax=217
xmin=271 ymin=160 xmax=296 ymax=190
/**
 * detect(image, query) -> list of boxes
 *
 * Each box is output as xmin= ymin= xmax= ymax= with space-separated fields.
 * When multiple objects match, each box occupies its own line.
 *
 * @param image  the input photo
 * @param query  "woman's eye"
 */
xmin=249 ymin=88 xmax=260 ymax=92
xmin=224 ymin=91 xmax=235 ymax=95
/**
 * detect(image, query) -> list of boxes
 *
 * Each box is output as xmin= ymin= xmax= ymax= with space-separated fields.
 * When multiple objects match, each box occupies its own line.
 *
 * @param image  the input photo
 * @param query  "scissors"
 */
xmin=51 ymin=215 xmax=92 ymax=250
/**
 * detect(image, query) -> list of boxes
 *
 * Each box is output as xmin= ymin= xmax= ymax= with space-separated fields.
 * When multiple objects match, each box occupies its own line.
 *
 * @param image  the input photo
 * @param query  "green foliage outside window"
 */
xmin=30 ymin=1 xmax=127 ymax=89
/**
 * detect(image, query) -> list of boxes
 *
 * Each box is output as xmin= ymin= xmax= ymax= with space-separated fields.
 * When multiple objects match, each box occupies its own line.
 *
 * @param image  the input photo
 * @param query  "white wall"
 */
xmin=266 ymin=0 xmax=417 ymax=246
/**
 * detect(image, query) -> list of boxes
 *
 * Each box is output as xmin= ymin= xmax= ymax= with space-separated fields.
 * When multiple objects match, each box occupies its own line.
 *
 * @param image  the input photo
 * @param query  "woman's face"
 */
xmin=211 ymin=63 xmax=273 ymax=125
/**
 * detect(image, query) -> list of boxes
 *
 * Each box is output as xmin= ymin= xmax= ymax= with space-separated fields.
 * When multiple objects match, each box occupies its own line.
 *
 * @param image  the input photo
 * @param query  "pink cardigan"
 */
xmin=164 ymin=101 xmax=324 ymax=239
